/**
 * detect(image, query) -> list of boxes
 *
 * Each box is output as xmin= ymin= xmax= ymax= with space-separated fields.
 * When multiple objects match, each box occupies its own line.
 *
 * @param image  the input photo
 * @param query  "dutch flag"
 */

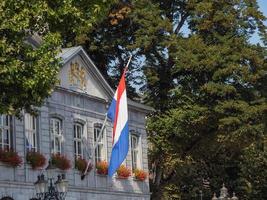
xmin=107 ymin=68 xmax=129 ymax=177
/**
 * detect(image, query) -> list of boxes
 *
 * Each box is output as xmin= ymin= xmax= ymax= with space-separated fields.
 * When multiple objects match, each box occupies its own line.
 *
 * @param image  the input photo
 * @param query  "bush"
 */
xmin=96 ymin=161 xmax=108 ymax=175
xmin=26 ymin=151 xmax=46 ymax=170
xmin=51 ymin=153 xmax=71 ymax=170
xmin=133 ymin=169 xmax=147 ymax=181
xmin=75 ymin=157 xmax=93 ymax=174
xmin=116 ymin=165 xmax=131 ymax=178
xmin=0 ymin=149 xmax=22 ymax=167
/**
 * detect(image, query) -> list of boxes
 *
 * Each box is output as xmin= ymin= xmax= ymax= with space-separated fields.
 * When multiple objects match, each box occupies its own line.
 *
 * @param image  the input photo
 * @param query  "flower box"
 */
xmin=0 ymin=149 xmax=22 ymax=167
xmin=96 ymin=161 xmax=108 ymax=175
xmin=133 ymin=169 xmax=147 ymax=181
xmin=116 ymin=165 xmax=131 ymax=179
xmin=75 ymin=157 xmax=93 ymax=174
xmin=26 ymin=151 xmax=46 ymax=170
xmin=51 ymin=153 xmax=71 ymax=170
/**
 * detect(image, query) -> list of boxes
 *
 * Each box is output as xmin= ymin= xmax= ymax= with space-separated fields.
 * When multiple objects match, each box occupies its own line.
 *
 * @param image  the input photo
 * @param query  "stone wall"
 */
xmin=0 ymin=88 xmax=150 ymax=200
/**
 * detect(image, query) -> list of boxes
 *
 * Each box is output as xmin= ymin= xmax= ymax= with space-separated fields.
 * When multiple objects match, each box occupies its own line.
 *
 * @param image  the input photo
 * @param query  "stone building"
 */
xmin=0 ymin=46 xmax=151 ymax=200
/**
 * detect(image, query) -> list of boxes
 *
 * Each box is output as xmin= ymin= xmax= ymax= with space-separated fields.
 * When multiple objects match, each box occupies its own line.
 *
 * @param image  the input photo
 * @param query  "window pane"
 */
xmin=74 ymin=125 xmax=76 ymax=138
xmin=4 ymin=129 xmax=9 ymax=144
xmin=77 ymin=126 xmax=81 ymax=138
xmin=131 ymin=135 xmax=139 ymax=170
xmin=5 ymin=115 xmax=9 ymax=126
xmin=33 ymin=117 xmax=36 ymax=130
xmin=94 ymin=124 xmax=105 ymax=163
xmin=74 ymin=141 xmax=77 ymax=155
xmin=55 ymin=138 xmax=60 ymax=152
xmin=55 ymin=121 xmax=59 ymax=135
xmin=0 ymin=115 xmax=2 ymax=126
xmin=77 ymin=142 xmax=81 ymax=154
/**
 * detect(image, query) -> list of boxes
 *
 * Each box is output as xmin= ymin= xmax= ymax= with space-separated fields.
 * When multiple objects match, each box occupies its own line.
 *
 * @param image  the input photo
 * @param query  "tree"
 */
xmin=145 ymin=0 xmax=267 ymax=199
xmin=0 ymin=0 xmax=115 ymax=116
xmin=239 ymin=144 xmax=267 ymax=200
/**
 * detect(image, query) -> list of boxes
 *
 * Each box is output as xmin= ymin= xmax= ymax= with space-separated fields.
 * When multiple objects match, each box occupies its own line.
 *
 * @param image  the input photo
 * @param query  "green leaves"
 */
xmin=0 ymin=0 xmax=115 ymax=115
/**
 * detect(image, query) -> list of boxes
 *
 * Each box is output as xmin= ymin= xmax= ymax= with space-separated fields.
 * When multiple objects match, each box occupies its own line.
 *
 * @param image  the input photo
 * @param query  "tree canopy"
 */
xmin=80 ymin=0 xmax=267 ymax=199
xmin=1 ymin=0 xmax=267 ymax=199
xmin=0 ymin=0 xmax=115 ymax=116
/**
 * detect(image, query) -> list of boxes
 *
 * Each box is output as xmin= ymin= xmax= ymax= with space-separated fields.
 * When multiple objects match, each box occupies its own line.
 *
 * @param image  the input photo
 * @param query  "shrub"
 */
xmin=0 ymin=149 xmax=22 ymax=167
xmin=116 ymin=165 xmax=131 ymax=178
xmin=26 ymin=151 xmax=46 ymax=170
xmin=51 ymin=153 xmax=71 ymax=170
xmin=75 ymin=157 xmax=93 ymax=174
xmin=133 ymin=169 xmax=147 ymax=181
xmin=96 ymin=161 xmax=108 ymax=175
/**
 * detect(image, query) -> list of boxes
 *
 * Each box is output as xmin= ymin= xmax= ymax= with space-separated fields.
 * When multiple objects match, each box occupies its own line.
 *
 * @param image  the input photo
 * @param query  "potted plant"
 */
xmin=26 ymin=151 xmax=46 ymax=170
xmin=0 ymin=149 xmax=22 ymax=167
xmin=75 ymin=157 xmax=93 ymax=174
xmin=116 ymin=165 xmax=131 ymax=179
xmin=51 ymin=153 xmax=71 ymax=170
xmin=96 ymin=161 xmax=108 ymax=175
xmin=133 ymin=169 xmax=147 ymax=181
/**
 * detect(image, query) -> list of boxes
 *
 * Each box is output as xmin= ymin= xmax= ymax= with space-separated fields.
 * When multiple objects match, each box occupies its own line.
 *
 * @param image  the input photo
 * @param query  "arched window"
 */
xmin=50 ymin=118 xmax=63 ymax=154
xmin=74 ymin=122 xmax=84 ymax=158
xmin=131 ymin=133 xmax=141 ymax=171
xmin=0 ymin=115 xmax=12 ymax=150
xmin=94 ymin=123 xmax=106 ymax=164
xmin=25 ymin=113 xmax=38 ymax=152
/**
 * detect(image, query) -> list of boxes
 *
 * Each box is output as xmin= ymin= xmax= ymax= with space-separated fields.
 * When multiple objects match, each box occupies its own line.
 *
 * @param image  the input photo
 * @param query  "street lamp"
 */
xmin=211 ymin=184 xmax=238 ymax=200
xmin=34 ymin=160 xmax=68 ymax=200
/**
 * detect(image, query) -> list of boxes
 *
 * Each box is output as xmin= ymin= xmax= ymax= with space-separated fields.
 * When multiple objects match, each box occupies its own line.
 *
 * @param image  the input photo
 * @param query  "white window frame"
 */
xmin=93 ymin=123 xmax=107 ymax=164
xmin=74 ymin=122 xmax=84 ymax=159
xmin=0 ymin=115 xmax=12 ymax=150
xmin=130 ymin=133 xmax=141 ymax=171
xmin=25 ymin=113 xmax=37 ymax=152
xmin=50 ymin=118 xmax=63 ymax=154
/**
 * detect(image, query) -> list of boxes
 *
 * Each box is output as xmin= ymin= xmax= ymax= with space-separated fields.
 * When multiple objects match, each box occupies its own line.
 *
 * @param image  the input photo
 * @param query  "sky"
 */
xmin=250 ymin=0 xmax=267 ymax=44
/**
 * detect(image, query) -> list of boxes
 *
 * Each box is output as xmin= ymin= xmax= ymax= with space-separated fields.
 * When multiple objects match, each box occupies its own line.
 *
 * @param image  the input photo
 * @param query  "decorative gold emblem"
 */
xmin=68 ymin=61 xmax=86 ymax=90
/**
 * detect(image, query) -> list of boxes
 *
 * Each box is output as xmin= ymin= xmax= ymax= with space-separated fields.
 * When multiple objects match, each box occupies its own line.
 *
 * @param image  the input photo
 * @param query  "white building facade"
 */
xmin=0 ymin=46 xmax=151 ymax=200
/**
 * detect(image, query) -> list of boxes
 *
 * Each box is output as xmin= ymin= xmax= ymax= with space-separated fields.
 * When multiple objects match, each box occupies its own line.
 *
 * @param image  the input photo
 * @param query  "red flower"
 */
xmin=0 ymin=149 xmax=22 ymax=167
xmin=75 ymin=157 xmax=93 ymax=174
xmin=51 ymin=153 xmax=71 ymax=170
xmin=96 ymin=161 xmax=108 ymax=175
xmin=26 ymin=151 xmax=46 ymax=170
xmin=116 ymin=165 xmax=131 ymax=178
xmin=133 ymin=169 xmax=147 ymax=181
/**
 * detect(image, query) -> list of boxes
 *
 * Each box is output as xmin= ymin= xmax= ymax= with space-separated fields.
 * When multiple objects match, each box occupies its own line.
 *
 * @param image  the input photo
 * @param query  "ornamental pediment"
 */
xmin=57 ymin=50 xmax=110 ymax=100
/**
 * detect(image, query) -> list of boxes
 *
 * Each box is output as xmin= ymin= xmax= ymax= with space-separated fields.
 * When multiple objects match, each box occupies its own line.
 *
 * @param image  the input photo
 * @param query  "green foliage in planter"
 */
xmin=0 ymin=149 xmax=22 ymax=167
xmin=116 ymin=165 xmax=131 ymax=178
xmin=51 ymin=153 xmax=71 ymax=171
xmin=96 ymin=161 xmax=108 ymax=175
xmin=26 ymin=151 xmax=46 ymax=170
xmin=133 ymin=169 xmax=147 ymax=181
xmin=75 ymin=157 xmax=92 ymax=174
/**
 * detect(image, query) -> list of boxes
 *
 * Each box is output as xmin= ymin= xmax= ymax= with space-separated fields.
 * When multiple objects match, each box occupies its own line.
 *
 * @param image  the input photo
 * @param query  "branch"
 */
xmin=174 ymin=13 xmax=189 ymax=35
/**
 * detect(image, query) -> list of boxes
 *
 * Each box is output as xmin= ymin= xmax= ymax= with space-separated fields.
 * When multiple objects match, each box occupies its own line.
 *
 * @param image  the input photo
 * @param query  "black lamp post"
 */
xmin=34 ymin=160 xmax=68 ymax=200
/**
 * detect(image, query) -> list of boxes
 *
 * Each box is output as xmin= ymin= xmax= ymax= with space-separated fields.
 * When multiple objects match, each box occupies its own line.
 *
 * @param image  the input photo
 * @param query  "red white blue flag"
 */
xmin=107 ymin=69 xmax=129 ymax=177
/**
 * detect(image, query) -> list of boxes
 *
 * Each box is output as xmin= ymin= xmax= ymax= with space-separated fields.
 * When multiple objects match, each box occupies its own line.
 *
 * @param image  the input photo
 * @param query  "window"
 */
xmin=94 ymin=123 xmax=106 ymax=164
xmin=25 ymin=113 xmax=37 ymax=151
xmin=131 ymin=134 xmax=141 ymax=171
xmin=0 ymin=115 xmax=12 ymax=150
xmin=74 ymin=122 xmax=83 ymax=158
xmin=50 ymin=118 xmax=63 ymax=154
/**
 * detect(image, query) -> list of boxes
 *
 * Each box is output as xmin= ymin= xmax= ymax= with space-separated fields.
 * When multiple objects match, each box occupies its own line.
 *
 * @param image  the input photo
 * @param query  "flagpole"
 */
xmin=125 ymin=55 xmax=132 ymax=71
